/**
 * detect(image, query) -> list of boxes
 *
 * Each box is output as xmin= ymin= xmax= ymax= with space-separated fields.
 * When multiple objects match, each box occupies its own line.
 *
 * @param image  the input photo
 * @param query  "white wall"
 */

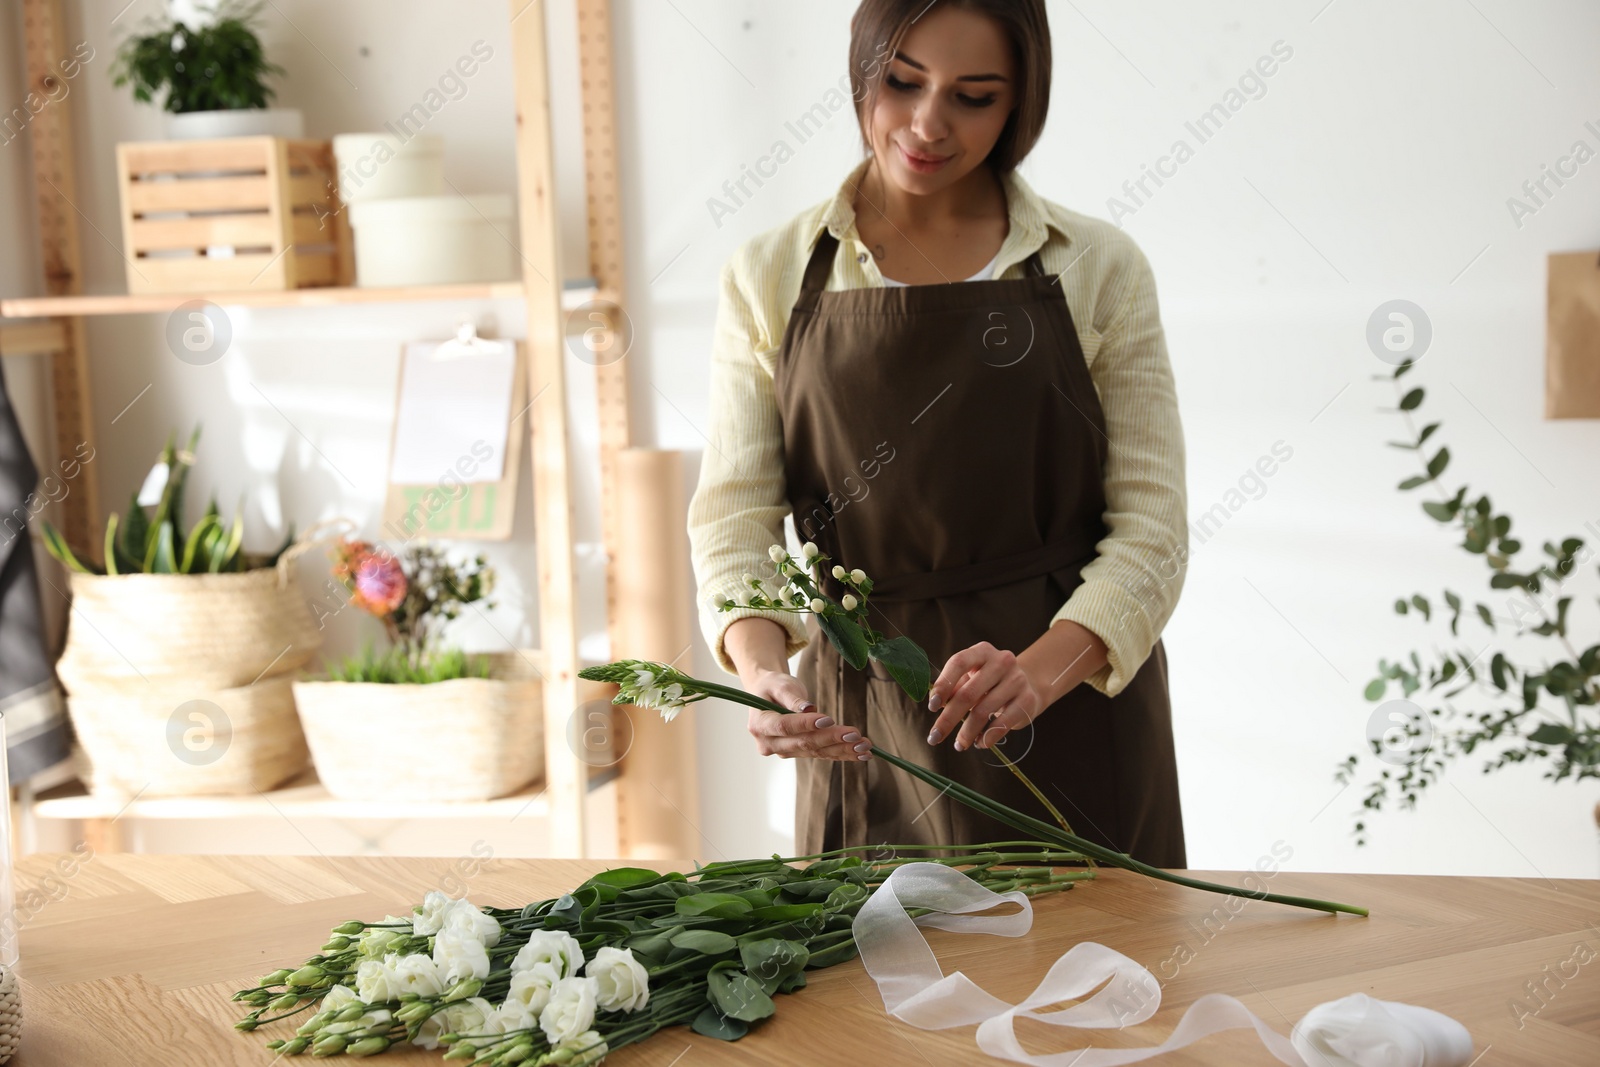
xmin=3 ymin=1 xmax=1596 ymax=876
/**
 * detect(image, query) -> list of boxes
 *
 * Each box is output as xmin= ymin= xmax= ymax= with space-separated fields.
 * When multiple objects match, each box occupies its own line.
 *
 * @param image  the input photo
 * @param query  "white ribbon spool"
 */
xmin=852 ymin=863 xmax=1474 ymax=1067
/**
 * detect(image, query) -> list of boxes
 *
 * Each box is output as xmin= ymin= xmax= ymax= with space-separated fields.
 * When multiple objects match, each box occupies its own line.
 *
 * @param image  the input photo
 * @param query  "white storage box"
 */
xmin=347 ymin=194 xmax=517 ymax=287
xmin=332 ymin=132 xmax=445 ymax=203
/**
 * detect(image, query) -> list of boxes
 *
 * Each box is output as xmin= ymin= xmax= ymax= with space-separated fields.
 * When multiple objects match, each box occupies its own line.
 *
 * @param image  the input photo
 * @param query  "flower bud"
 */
xmin=333 ymin=920 xmax=367 ymax=936
xmin=285 ymin=1037 xmax=312 ymax=1055
xmin=841 ymin=594 xmax=858 ymax=611
xmin=270 ymin=992 xmax=301 ymax=1011
xmin=347 ymin=1036 xmax=391 ymax=1056
xmin=336 ymin=1003 xmax=368 ymax=1021
xmin=234 ymin=1015 xmax=260 ymax=1032
xmin=768 ymin=544 xmax=786 ymax=561
xmin=259 ymin=968 xmax=295 ymax=986
xmin=288 ymin=965 xmax=325 ymax=986
xmin=443 ymin=977 xmax=483 ymax=1002
xmin=322 ymin=936 xmax=351 ymax=951
xmin=710 ymin=591 xmax=728 ymax=609
xmin=802 ymin=541 xmax=819 ymax=559
xmin=312 ymin=1034 xmax=347 ymax=1056
xmin=809 ymin=598 xmax=826 ymax=613
xmin=741 ymin=572 xmax=754 ymax=585
xmin=832 ymin=564 xmax=846 ymax=580
xmin=850 ymin=568 xmax=867 ymax=584
xmin=442 ymin=1044 xmax=478 ymax=1060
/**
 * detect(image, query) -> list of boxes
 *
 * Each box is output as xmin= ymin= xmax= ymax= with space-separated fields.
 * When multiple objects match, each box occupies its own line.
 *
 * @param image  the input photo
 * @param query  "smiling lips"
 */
xmin=898 ymin=142 xmax=952 ymax=172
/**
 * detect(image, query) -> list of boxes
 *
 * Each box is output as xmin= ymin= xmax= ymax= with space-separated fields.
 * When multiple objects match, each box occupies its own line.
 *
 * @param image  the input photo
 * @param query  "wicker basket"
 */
xmin=55 ymin=520 xmax=351 ymax=797
xmin=292 ymin=650 xmax=544 ymax=802
xmin=0 ymin=966 xmax=18 ymax=1065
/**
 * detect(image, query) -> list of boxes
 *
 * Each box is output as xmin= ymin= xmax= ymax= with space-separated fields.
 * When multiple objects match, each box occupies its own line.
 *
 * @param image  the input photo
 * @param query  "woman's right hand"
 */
xmin=744 ymin=668 xmax=874 ymax=761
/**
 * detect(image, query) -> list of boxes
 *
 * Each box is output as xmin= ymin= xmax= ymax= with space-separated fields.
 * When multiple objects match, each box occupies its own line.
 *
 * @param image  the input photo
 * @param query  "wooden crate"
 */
xmin=115 ymin=136 xmax=354 ymax=294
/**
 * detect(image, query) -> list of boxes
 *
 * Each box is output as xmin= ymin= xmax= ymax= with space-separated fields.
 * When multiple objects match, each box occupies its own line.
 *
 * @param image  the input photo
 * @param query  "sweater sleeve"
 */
xmin=686 ymin=256 xmax=810 ymax=676
xmin=1050 ymin=239 xmax=1188 ymax=698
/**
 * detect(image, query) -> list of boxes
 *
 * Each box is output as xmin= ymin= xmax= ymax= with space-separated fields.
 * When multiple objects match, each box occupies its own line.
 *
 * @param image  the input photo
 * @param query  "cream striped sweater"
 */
xmin=686 ymin=155 xmax=1187 ymax=698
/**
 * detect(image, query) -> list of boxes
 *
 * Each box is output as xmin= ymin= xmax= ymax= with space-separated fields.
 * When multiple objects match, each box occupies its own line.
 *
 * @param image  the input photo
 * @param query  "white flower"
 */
xmin=850 ymin=568 xmax=867 ymax=584
xmin=539 ymin=976 xmax=599 ymax=1044
xmin=320 ymin=983 xmax=360 ymax=1013
xmin=841 ymin=594 xmax=858 ymax=611
xmin=802 ymin=541 xmax=819 ymax=560
xmin=741 ymin=571 xmax=755 ymax=585
xmin=389 ymin=952 xmax=445 ymax=998
xmin=443 ymin=900 xmax=502 ymax=948
xmin=506 ymin=966 xmax=559 ymax=1015
xmin=659 ymin=703 xmax=682 ymax=724
xmin=768 ymin=544 xmax=786 ymax=562
xmin=354 ymin=958 xmax=401 ymax=1003
xmin=488 ymin=998 xmax=539 ymax=1035
xmin=433 ymin=930 xmax=491 ymax=985
xmin=411 ymin=996 xmax=494 ymax=1050
xmin=809 ymin=598 xmax=826 ymax=613
xmin=557 ymin=1030 xmax=609 ymax=1067
xmin=412 ymin=890 xmax=456 ymax=936
xmin=711 ymin=591 xmax=728 ymax=608
xmin=832 ymin=564 xmax=847 ymax=580
xmin=358 ymin=916 xmax=412 ymax=959
xmin=587 ymin=946 xmax=650 ymax=1013
xmin=511 ymin=930 xmax=585 ymax=981
xmin=777 ymin=588 xmax=792 ymax=606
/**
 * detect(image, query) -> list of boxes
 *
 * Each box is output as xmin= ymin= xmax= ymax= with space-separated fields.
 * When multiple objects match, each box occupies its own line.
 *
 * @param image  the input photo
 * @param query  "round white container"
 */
xmin=347 ymin=194 xmax=517 ymax=287
xmin=166 ymin=107 xmax=304 ymax=140
xmin=332 ymin=132 xmax=446 ymax=204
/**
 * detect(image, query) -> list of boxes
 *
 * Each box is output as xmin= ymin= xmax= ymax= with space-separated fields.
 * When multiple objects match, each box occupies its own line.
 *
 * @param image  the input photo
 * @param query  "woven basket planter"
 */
xmin=292 ymin=650 xmax=544 ymax=802
xmin=54 ymin=525 xmax=341 ymax=797
xmin=68 ymin=674 xmax=309 ymax=797
xmin=0 ymin=966 xmax=17 ymax=1064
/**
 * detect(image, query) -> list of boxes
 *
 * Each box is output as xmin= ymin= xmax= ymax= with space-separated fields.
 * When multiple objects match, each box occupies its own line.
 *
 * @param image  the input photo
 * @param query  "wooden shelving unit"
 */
xmin=0 ymin=0 xmax=683 ymax=859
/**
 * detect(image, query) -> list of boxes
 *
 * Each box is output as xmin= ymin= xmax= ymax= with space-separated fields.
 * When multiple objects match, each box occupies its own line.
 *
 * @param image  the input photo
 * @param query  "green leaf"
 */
xmin=145 ymin=522 xmax=177 ymax=573
xmin=707 ymin=966 xmax=775 ymax=1022
xmin=1476 ymin=603 xmax=1495 ymax=630
xmin=39 ymin=521 xmax=95 ymax=573
xmin=1416 ymin=422 xmax=1439 ymax=445
xmin=1425 ymin=448 xmax=1449 ymax=479
xmin=777 ymin=971 xmax=807 ymax=994
xmin=1398 ymin=475 xmax=1429 ymax=491
xmin=749 ymin=904 xmax=823 ymax=921
xmin=1410 ymin=595 xmax=1430 ymax=621
xmin=816 ymin=610 xmax=870 ymax=670
xmin=1421 ymin=500 xmax=1456 ymax=522
xmin=804 ymin=938 xmax=860 ymax=968
xmin=121 ymin=489 xmax=151 ymax=563
xmin=1363 ymin=678 xmax=1386 ymax=701
xmin=691 ymin=1005 xmax=749 ymax=1041
xmin=740 ymin=939 xmax=810 ymax=995
xmin=1393 ymin=599 xmax=1408 ymax=615
xmin=623 ymin=926 xmax=682 ymax=960
xmin=104 ymin=513 xmax=120 ymax=576
xmin=669 ymin=929 xmax=739 ymax=955
xmin=1528 ymin=723 xmax=1574 ymax=746
xmin=675 ymin=893 xmax=753 ymax=920
xmin=1398 ymin=387 xmax=1424 ymax=411
xmin=868 ymin=635 xmax=932 ymax=702
xmin=180 ymin=514 xmax=219 ymax=573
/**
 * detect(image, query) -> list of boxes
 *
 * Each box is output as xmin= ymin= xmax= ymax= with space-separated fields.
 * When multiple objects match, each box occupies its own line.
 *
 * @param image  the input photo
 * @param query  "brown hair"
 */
xmin=847 ymin=0 xmax=1052 ymax=176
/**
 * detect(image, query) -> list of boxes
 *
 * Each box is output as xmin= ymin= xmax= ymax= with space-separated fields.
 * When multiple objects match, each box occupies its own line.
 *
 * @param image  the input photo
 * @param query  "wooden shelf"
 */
xmin=0 ymin=281 xmax=531 ymax=319
xmin=30 ymin=768 xmax=549 ymax=822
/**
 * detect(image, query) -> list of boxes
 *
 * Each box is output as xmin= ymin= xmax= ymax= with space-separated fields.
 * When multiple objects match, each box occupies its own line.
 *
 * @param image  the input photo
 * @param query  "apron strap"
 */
xmin=798 ymin=229 xmax=841 ymax=311
xmin=864 ymin=531 xmax=1102 ymax=603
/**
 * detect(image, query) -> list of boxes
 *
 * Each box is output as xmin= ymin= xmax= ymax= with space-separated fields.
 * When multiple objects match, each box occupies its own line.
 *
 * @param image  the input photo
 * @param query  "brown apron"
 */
xmin=774 ymin=227 xmax=1187 ymax=869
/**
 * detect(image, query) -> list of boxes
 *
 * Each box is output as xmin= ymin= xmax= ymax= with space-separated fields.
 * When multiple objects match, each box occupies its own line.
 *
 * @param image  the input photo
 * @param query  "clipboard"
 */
xmin=381 ymin=324 xmax=526 ymax=541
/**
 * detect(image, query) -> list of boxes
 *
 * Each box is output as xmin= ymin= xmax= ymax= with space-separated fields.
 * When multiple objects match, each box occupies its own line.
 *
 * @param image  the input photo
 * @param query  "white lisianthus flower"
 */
xmin=802 ymin=541 xmax=819 ymax=560
xmin=809 ymin=598 xmax=826 ymax=613
xmin=511 ymin=930 xmax=585 ymax=980
xmin=832 ymin=564 xmax=847 ymax=580
xmin=320 ymin=983 xmax=360 ymax=1013
xmin=587 ymin=946 xmax=650 ymax=1013
xmin=489 ymin=998 xmax=539 ymax=1035
xmin=432 ymin=929 xmax=491 ymax=986
xmin=411 ymin=996 xmax=495 ymax=1051
xmin=412 ymin=890 xmax=455 ymax=936
xmin=443 ymin=899 xmax=502 ymax=948
xmin=354 ymin=958 xmax=401 ymax=1003
xmin=539 ymin=976 xmax=599 ymax=1044
xmin=850 ymin=568 xmax=867 ymax=584
xmin=506 ymin=965 xmax=559 ymax=1015
xmin=358 ymin=915 xmax=413 ymax=960
xmin=389 ymin=951 xmax=445 ymax=998
xmin=768 ymin=544 xmax=786 ymax=562
xmin=841 ymin=594 xmax=858 ymax=611
xmin=558 ymin=1030 xmax=610 ymax=1067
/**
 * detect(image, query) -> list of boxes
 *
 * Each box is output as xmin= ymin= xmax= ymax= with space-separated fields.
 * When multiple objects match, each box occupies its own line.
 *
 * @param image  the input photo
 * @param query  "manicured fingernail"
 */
xmin=853 ymin=741 xmax=871 ymax=753
xmin=814 ymin=716 xmax=834 ymax=727
xmin=928 ymin=692 xmax=943 ymax=712
xmin=954 ymin=738 xmax=967 ymax=752
xmin=841 ymin=731 xmax=861 ymax=743
xmin=857 ymin=752 xmax=872 ymax=761
xmin=926 ymin=728 xmax=942 ymax=744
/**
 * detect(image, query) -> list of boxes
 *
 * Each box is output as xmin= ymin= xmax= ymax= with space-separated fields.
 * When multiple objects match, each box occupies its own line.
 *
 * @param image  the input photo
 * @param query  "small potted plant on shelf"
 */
xmin=110 ymin=0 xmax=301 ymax=140
xmin=291 ymin=535 xmax=545 ymax=802
xmin=40 ymin=425 xmax=326 ymax=797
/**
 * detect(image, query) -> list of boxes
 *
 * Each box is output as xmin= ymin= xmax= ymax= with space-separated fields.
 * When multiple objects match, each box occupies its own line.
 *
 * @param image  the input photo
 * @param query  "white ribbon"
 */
xmin=853 ymin=863 xmax=1475 ymax=1067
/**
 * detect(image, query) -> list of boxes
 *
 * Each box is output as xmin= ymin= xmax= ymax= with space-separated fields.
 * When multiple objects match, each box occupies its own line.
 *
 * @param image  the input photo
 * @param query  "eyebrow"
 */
xmin=892 ymin=50 xmax=1008 ymax=83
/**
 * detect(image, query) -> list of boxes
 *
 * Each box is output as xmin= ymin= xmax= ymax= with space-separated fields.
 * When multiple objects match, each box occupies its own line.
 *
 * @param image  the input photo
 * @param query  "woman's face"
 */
xmin=865 ymin=5 xmax=1018 ymax=194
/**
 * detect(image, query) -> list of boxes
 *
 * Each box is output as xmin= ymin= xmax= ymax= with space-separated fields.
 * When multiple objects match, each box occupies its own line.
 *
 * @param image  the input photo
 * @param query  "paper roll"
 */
xmin=613 ymin=449 xmax=701 ymax=860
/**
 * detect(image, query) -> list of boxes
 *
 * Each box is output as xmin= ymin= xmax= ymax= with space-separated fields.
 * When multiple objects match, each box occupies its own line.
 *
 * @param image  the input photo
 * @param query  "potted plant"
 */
xmin=110 ymin=0 xmax=301 ymax=140
xmin=40 ymin=426 xmax=327 ymax=796
xmin=291 ymin=536 xmax=545 ymax=802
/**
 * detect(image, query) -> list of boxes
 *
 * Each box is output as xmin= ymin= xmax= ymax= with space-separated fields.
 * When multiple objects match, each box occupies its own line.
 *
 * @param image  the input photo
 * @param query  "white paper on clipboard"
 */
xmin=388 ymin=332 xmax=516 ymax=485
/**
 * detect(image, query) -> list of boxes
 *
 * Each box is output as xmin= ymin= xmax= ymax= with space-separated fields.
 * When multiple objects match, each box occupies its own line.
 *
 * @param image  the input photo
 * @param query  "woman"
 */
xmin=687 ymin=0 xmax=1189 ymax=868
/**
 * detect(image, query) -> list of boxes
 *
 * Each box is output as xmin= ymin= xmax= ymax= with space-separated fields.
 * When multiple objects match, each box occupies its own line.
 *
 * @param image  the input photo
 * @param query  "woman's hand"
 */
xmin=925 ymin=642 xmax=1046 ymax=752
xmin=744 ymin=668 xmax=875 ymax=761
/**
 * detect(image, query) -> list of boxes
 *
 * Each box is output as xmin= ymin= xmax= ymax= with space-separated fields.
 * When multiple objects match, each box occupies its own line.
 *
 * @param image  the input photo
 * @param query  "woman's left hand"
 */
xmin=924 ymin=641 xmax=1046 ymax=751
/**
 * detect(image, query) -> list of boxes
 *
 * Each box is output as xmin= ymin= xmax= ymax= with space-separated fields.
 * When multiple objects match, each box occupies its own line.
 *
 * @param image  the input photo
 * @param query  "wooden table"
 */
xmin=10 ymin=854 xmax=1598 ymax=1065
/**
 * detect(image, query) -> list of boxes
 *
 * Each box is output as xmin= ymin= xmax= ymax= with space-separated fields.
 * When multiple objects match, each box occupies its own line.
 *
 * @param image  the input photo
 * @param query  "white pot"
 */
xmin=166 ymin=107 xmax=305 ymax=140
xmin=332 ymin=132 xmax=445 ymax=204
xmin=347 ymin=194 xmax=517 ymax=287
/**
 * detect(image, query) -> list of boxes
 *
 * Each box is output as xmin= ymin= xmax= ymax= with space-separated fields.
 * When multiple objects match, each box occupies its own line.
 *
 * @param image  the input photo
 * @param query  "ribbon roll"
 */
xmin=852 ymin=863 xmax=1474 ymax=1067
